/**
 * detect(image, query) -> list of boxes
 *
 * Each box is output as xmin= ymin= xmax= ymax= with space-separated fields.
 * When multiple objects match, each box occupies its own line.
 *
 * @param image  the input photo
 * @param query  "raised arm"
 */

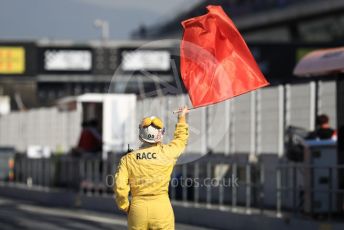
xmin=165 ymin=106 xmax=189 ymax=159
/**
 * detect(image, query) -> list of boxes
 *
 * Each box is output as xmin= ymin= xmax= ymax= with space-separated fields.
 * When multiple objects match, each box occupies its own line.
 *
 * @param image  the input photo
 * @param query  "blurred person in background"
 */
xmin=74 ymin=119 xmax=102 ymax=156
xmin=114 ymin=106 xmax=189 ymax=230
xmin=307 ymin=114 xmax=337 ymax=140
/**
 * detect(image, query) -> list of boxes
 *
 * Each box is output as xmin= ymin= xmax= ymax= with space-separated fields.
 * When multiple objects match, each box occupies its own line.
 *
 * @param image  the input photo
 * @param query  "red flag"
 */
xmin=180 ymin=5 xmax=269 ymax=108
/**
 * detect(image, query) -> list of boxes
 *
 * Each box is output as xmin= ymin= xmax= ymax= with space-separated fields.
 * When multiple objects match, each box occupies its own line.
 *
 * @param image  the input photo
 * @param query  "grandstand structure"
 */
xmin=132 ymin=0 xmax=344 ymax=42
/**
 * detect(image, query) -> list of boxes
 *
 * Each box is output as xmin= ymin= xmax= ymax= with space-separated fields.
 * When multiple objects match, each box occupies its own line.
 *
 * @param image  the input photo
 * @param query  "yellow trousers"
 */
xmin=128 ymin=194 xmax=174 ymax=230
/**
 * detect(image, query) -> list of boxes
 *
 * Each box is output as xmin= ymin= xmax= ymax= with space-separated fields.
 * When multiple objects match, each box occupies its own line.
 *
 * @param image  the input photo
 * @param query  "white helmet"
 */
xmin=139 ymin=116 xmax=165 ymax=144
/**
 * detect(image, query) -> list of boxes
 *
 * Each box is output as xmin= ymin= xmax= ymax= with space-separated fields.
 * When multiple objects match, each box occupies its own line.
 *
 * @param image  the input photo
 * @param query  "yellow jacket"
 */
xmin=114 ymin=116 xmax=189 ymax=213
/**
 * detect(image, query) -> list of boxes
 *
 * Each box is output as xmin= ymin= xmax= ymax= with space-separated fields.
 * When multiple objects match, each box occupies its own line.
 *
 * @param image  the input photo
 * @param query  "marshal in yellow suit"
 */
xmin=114 ymin=108 xmax=189 ymax=230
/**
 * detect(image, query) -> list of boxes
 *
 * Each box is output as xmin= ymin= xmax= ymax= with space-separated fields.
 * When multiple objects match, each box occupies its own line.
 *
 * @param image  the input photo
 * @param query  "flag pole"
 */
xmin=172 ymin=107 xmax=196 ymax=114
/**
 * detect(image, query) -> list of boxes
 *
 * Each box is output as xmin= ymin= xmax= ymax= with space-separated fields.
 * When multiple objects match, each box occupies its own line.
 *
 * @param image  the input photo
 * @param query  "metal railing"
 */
xmin=9 ymin=154 xmax=265 ymax=212
xmin=276 ymin=164 xmax=344 ymax=219
xmin=4 ymin=153 xmax=344 ymax=219
xmin=169 ymin=156 xmax=263 ymax=214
